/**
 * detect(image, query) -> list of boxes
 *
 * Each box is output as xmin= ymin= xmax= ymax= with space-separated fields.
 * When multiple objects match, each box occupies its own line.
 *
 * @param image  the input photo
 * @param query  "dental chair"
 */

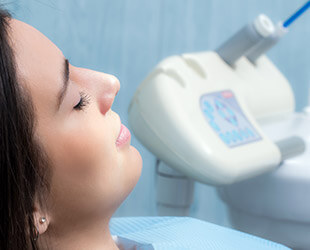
xmin=110 ymin=217 xmax=290 ymax=249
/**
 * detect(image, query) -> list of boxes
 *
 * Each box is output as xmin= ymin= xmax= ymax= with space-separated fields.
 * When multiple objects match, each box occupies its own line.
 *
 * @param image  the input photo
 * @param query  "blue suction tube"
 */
xmin=283 ymin=0 xmax=310 ymax=28
xmin=246 ymin=1 xmax=310 ymax=63
xmin=217 ymin=1 xmax=310 ymax=65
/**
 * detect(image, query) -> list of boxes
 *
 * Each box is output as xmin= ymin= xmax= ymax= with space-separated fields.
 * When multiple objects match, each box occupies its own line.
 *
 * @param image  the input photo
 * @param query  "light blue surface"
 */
xmin=6 ymin=0 xmax=310 ymax=228
xmin=110 ymin=217 xmax=291 ymax=250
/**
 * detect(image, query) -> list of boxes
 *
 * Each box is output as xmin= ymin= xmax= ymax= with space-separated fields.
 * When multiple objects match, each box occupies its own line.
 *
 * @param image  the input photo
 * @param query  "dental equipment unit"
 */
xmin=128 ymin=0 xmax=309 ymax=215
xmin=127 ymin=2 xmax=310 ymax=248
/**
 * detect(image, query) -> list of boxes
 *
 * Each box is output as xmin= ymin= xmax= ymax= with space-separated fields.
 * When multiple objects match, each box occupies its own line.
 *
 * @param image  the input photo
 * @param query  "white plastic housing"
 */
xmin=218 ymin=111 xmax=310 ymax=249
xmin=128 ymin=51 xmax=295 ymax=185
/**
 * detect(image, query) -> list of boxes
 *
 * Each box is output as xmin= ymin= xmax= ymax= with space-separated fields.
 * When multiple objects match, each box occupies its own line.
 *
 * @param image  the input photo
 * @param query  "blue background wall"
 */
xmin=7 ymin=0 xmax=310 ymax=227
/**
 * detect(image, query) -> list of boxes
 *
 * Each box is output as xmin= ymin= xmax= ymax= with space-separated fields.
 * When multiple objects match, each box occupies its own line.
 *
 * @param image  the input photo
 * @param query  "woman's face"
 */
xmin=9 ymin=19 xmax=142 ymax=226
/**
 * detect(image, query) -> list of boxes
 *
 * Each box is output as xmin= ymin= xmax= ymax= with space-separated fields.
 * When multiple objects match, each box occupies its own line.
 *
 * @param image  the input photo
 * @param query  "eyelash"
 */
xmin=73 ymin=92 xmax=90 ymax=111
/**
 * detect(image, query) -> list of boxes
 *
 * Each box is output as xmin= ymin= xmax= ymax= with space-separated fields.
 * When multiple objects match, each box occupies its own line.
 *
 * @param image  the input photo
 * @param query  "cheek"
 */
xmin=44 ymin=117 xmax=122 ymax=212
xmin=54 ymin=117 xmax=118 ymax=179
xmin=38 ymin=110 xmax=142 ymax=216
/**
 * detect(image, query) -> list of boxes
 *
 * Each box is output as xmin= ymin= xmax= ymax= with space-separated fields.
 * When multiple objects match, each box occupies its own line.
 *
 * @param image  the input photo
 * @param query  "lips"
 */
xmin=116 ymin=123 xmax=131 ymax=147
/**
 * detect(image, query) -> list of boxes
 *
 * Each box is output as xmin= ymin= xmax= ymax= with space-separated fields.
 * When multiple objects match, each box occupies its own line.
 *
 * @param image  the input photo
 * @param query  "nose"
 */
xmin=71 ymin=66 xmax=120 ymax=115
xmin=96 ymin=73 xmax=120 ymax=115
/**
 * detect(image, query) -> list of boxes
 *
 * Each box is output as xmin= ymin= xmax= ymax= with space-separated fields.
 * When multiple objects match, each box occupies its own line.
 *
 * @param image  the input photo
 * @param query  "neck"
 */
xmin=39 ymin=216 xmax=119 ymax=250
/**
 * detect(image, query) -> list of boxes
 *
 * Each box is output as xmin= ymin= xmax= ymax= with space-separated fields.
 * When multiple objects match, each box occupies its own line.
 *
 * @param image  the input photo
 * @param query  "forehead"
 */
xmin=8 ymin=19 xmax=64 ymax=116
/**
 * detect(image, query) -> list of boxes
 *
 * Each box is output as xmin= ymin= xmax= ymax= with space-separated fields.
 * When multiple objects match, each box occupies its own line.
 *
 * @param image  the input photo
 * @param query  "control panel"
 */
xmin=200 ymin=90 xmax=261 ymax=147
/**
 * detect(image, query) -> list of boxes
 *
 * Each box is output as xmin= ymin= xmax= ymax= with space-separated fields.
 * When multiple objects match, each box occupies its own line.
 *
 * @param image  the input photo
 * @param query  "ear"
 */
xmin=33 ymin=204 xmax=50 ymax=235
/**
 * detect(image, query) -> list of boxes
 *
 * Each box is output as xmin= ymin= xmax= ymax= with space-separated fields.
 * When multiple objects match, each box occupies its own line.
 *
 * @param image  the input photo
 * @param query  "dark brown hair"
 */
xmin=0 ymin=8 xmax=49 ymax=250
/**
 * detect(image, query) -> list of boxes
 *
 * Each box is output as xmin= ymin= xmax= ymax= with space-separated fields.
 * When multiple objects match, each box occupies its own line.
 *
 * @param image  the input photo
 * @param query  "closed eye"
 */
xmin=74 ymin=92 xmax=90 ymax=111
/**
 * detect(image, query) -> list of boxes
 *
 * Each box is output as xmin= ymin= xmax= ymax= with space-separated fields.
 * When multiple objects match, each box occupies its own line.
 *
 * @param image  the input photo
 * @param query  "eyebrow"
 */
xmin=57 ymin=58 xmax=70 ymax=110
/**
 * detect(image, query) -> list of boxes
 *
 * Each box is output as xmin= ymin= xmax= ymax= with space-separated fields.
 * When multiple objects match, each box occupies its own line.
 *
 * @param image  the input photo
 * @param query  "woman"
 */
xmin=0 ymin=8 xmax=142 ymax=250
xmin=0 ymin=6 xmax=295 ymax=250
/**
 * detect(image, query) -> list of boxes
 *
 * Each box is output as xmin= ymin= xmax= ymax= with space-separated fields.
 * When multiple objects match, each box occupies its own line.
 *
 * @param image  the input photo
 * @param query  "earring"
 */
xmin=39 ymin=217 xmax=46 ymax=224
xmin=33 ymin=217 xmax=46 ymax=241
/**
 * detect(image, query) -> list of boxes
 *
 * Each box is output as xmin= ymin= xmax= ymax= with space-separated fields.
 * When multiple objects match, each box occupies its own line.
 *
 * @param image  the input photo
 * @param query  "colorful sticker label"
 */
xmin=200 ymin=90 xmax=261 ymax=148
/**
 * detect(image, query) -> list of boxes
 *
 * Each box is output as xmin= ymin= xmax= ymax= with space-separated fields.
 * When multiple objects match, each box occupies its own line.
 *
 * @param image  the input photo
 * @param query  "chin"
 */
xmin=128 ymin=145 xmax=143 ymax=187
xmin=119 ymin=145 xmax=142 ymax=201
xmin=103 ymin=147 xmax=142 ymax=215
